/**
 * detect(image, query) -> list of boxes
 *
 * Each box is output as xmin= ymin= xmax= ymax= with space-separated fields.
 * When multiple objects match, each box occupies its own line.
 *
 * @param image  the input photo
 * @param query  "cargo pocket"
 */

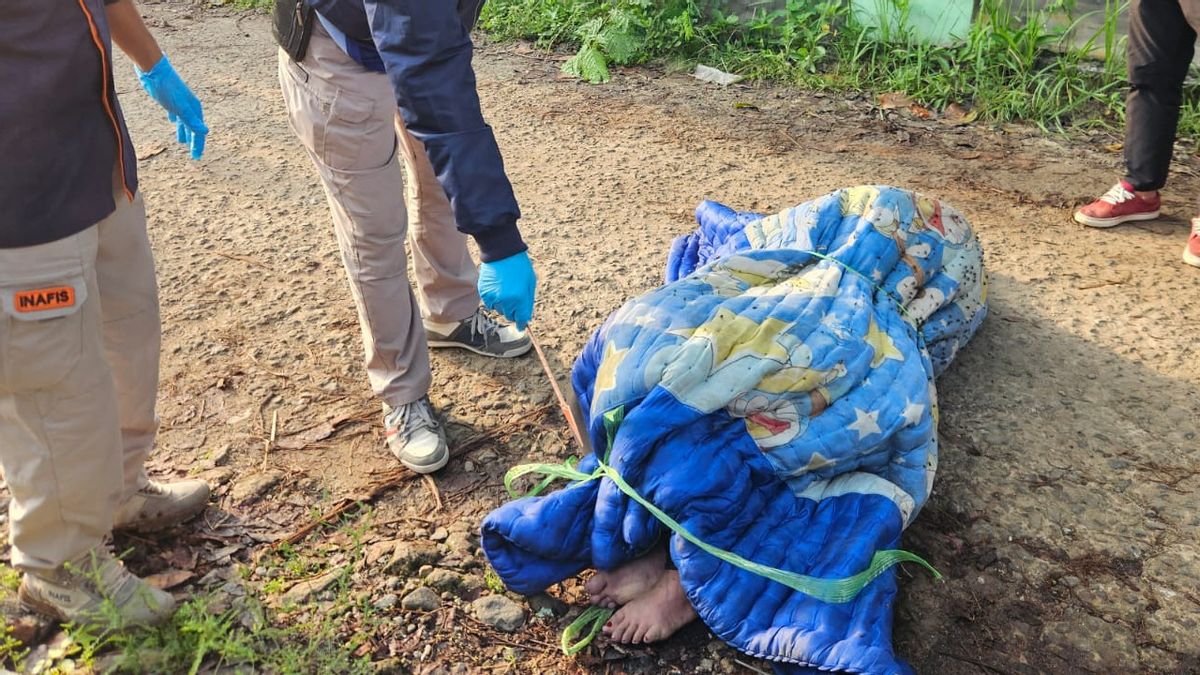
xmin=0 ymin=277 xmax=88 ymax=392
xmin=322 ymin=87 xmax=396 ymax=172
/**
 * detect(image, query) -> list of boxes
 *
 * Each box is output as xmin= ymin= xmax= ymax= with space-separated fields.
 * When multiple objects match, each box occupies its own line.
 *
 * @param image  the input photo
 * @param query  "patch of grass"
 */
xmin=0 ymin=564 xmax=21 ymax=593
xmin=228 ymin=0 xmax=272 ymax=10
xmin=480 ymin=0 xmax=1200 ymax=140
xmin=484 ymin=567 xmax=506 ymax=594
xmin=2 ymin=513 xmax=383 ymax=674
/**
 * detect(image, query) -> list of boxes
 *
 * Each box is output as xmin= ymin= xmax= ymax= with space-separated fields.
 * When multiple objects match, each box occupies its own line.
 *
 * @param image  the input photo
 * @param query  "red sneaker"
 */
xmin=1074 ymin=181 xmax=1161 ymax=228
xmin=1184 ymin=218 xmax=1200 ymax=268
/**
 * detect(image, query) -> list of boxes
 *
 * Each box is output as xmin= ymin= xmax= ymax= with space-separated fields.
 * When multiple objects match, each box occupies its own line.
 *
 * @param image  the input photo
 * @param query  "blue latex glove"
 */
xmin=136 ymin=55 xmax=208 ymax=160
xmin=478 ymin=251 xmax=537 ymax=330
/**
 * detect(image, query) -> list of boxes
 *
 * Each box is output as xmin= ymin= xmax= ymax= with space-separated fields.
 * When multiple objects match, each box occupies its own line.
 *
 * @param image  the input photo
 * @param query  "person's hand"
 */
xmin=478 ymin=251 xmax=536 ymax=330
xmin=136 ymin=55 xmax=207 ymax=160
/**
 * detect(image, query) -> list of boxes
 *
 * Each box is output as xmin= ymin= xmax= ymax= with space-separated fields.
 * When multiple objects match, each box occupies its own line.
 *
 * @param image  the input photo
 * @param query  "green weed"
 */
xmin=0 ymin=514 xmax=381 ymax=674
xmin=480 ymin=0 xmax=1200 ymax=140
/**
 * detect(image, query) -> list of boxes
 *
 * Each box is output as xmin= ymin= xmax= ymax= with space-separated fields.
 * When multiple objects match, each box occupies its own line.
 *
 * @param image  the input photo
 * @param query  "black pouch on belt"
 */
xmin=272 ymin=0 xmax=314 ymax=62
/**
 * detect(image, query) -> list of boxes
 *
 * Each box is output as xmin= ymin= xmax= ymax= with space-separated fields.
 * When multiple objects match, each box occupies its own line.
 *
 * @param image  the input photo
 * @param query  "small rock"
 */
xmin=697 ymin=658 xmax=715 ymax=672
xmin=201 ymin=444 xmax=232 ymax=470
xmin=373 ymin=594 xmax=400 ymax=611
xmin=1061 ymin=576 xmax=1081 ymax=588
xmin=430 ymin=527 xmax=449 ymax=542
xmin=365 ymin=539 xmax=397 ymax=566
xmin=229 ymin=470 xmax=284 ymax=505
xmin=401 ymin=587 xmax=440 ymax=612
xmin=424 ymin=569 xmax=469 ymax=592
xmin=418 ymin=564 xmax=434 ymax=578
xmin=280 ymin=567 xmax=344 ymax=606
xmin=472 ymin=595 xmax=525 ymax=632
xmin=386 ymin=541 xmax=440 ymax=574
xmin=445 ymin=531 xmax=473 ymax=555
xmin=463 ymin=461 xmax=475 ymax=473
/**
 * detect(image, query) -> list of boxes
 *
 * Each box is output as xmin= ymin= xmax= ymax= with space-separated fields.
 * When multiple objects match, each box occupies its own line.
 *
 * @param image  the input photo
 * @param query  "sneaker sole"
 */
xmin=1184 ymin=248 xmax=1200 ymax=268
xmin=398 ymin=449 xmax=450 ymax=474
xmin=1073 ymin=210 xmax=1160 ymax=228
xmin=426 ymin=339 xmax=532 ymax=359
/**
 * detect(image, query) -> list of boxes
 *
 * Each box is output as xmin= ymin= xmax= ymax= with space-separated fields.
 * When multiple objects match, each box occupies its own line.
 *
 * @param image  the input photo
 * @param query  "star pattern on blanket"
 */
xmin=849 ymin=407 xmax=882 ymax=439
xmin=865 ymin=317 xmax=903 ymax=368
xmin=669 ymin=308 xmax=794 ymax=367
xmin=593 ymin=342 xmax=630 ymax=398
xmin=902 ymin=400 xmax=925 ymax=427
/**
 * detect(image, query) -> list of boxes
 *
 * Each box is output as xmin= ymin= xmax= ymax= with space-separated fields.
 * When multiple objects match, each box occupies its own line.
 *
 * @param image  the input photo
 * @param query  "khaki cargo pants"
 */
xmin=0 ymin=191 xmax=159 ymax=572
xmin=278 ymin=23 xmax=480 ymax=408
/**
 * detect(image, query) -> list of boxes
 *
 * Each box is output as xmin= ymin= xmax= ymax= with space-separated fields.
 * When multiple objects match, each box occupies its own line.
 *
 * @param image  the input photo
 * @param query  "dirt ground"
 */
xmin=4 ymin=1 xmax=1199 ymax=673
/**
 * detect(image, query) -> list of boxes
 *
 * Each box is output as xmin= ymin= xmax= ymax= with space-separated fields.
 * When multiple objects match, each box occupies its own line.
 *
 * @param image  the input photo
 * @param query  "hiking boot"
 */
xmin=425 ymin=308 xmax=531 ymax=358
xmin=18 ymin=546 xmax=176 ymax=627
xmin=113 ymin=479 xmax=211 ymax=533
xmin=384 ymin=397 xmax=448 ymax=474
xmin=1185 ymin=218 xmax=1200 ymax=268
xmin=1074 ymin=181 xmax=1161 ymax=228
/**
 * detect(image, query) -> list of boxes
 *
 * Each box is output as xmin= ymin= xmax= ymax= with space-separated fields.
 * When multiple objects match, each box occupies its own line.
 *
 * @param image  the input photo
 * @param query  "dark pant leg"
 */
xmin=1124 ymin=0 xmax=1197 ymax=191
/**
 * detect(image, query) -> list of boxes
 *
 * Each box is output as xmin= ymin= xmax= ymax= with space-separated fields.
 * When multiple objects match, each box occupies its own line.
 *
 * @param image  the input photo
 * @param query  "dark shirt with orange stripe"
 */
xmin=0 ymin=0 xmax=138 ymax=249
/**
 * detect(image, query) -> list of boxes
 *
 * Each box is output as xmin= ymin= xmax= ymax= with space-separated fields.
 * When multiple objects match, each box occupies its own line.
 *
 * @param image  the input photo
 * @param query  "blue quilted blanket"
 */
xmin=482 ymin=186 xmax=987 ymax=673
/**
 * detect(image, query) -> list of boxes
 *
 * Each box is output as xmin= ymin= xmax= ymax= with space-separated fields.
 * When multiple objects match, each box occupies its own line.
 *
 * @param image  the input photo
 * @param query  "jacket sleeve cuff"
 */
xmin=474 ymin=224 xmax=528 ymax=263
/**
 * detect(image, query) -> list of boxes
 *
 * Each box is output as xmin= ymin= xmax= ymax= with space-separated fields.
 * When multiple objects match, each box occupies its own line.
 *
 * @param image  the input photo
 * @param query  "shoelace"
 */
xmin=139 ymin=481 xmax=166 ymax=497
xmin=1099 ymin=183 xmax=1137 ymax=205
xmin=386 ymin=398 xmax=439 ymax=438
xmin=467 ymin=309 xmax=502 ymax=345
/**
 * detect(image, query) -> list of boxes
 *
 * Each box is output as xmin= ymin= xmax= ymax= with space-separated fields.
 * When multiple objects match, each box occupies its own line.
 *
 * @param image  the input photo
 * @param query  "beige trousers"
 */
xmin=0 ymin=192 xmax=159 ymax=572
xmin=278 ymin=24 xmax=480 ymax=408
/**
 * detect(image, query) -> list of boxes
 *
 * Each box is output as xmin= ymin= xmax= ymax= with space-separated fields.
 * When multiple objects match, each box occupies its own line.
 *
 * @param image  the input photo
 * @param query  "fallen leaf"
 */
xmin=733 ymin=102 xmax=760 ymax=111
xmin=1103 ymin=142 xmax=1123 ymax=153
xmin=160 ymin=545 xmax=199 ymax=571
xmin=137 ymin=143 xmax=167 ymax=161
xmin=204 ymin=543 xmax=244 ymax=564
xmin=878 ymin=91 xmax=914 ymax=110
xmin=276 ymin=413 xmax=354 ymax=450
xmin=144 ymin=569 xmax=194 ymax=590
xmin=909 ymin=104 xmax=934 ymax=119
xmin=942 ymin=103 xmax=979 ymax=126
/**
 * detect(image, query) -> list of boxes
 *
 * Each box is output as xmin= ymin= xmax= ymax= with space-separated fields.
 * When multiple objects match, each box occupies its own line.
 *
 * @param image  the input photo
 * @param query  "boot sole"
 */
xmin=426 ymin=339 xmax=532 ymax=359
xmin=1073 ymin=210 xmax=1160 ymax=228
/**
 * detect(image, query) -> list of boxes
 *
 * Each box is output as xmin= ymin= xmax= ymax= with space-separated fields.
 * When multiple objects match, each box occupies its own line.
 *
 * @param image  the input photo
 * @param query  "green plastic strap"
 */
xmin=796 ymin=248 xmax=924 ymax=332
xmin=504 ymin=407 xmax=941 ymax=611
xmin=560 ymin=606 xmax=614 ymax=656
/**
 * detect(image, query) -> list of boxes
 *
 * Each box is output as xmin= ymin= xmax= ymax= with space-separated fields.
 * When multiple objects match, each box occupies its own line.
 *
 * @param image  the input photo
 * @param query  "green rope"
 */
xmin=560 ymin=606 xmax=615 ymax=656
xmin=505 ymin=408 xmax=941 ymax=654
xmin=795 ymin=248 xmax=925 ymax=335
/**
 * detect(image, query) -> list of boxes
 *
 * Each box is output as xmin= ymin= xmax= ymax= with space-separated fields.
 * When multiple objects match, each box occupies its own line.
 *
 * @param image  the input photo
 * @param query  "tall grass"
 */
xmin=479 ymin=0 xmax=1200 ymax=139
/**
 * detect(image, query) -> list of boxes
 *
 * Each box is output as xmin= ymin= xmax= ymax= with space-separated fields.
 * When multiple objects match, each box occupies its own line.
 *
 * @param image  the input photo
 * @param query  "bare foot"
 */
xmin=602 ymin=570 xmax=697 ymax=644
xmin=585 ymin=546 xmax=667 ymax=609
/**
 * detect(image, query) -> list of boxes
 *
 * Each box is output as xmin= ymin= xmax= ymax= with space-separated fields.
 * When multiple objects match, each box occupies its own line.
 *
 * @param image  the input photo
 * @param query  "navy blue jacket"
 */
xmin=0 ymin=0 xmax=139 ymax=249
xmin=307 ymin=0 xmax=524 ymax=262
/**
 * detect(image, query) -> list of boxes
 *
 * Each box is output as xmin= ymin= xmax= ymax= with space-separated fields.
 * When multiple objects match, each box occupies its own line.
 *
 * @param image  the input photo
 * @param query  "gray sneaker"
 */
xmin=19 ymin=546 xmax=176 ymax=628
xmin=425 ymin=308 xmax=531 ymax=358
xmin=384 ymin=397 xmax=448 ymax=474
